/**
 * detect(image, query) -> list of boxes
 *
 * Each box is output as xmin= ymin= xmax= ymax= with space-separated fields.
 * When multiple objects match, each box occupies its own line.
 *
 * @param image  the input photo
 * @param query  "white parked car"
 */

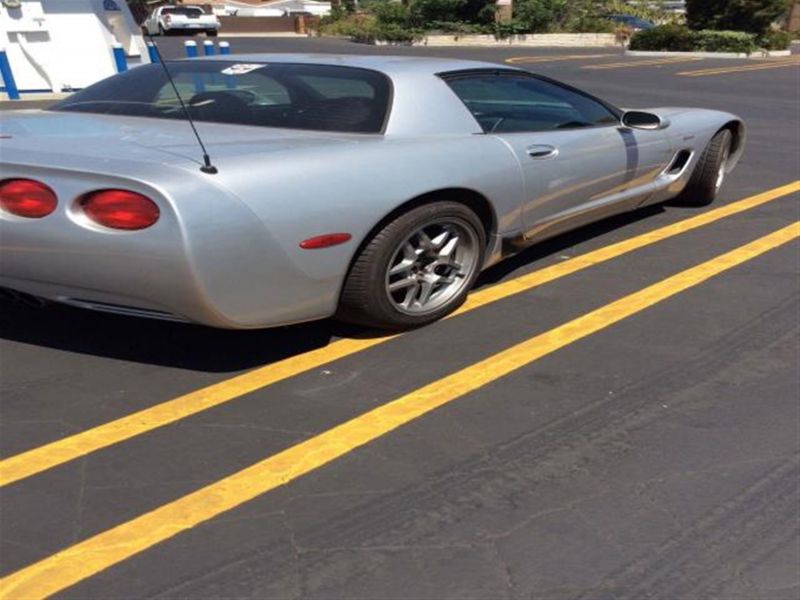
xmin=144 ymin=6 xmax=220 ymax=37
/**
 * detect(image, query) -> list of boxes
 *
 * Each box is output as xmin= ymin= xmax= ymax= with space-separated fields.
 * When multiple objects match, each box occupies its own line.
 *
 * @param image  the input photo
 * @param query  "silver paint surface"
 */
xmin=0 ymin=55 xmax=745 ymax=328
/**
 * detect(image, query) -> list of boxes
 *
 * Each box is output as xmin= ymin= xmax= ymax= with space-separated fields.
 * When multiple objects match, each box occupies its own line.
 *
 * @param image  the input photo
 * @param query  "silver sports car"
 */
xmin=0 ymin=54 xmax=744 ymax=329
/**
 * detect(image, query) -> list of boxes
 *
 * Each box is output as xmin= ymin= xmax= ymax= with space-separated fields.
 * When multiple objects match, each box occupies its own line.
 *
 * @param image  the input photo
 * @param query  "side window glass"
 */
xmin=445 ymin=74 xmax=618 ymax=133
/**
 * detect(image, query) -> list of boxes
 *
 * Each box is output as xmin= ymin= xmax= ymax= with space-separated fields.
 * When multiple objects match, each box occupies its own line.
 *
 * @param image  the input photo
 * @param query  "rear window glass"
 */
xmin=162 ymin=7 xmax=205 ymax=15
xmin=52 ymin=62 xmax=392 ymax=134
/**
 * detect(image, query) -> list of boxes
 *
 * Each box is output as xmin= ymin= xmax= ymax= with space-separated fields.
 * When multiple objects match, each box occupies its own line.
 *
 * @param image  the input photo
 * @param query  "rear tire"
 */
xmin=677 ymin=129 xmax=733 ymax=207
xmin=338 ymin=202 xmax=486 ymax=330
xmin=207 ymin=29 xmax=218 ymax=37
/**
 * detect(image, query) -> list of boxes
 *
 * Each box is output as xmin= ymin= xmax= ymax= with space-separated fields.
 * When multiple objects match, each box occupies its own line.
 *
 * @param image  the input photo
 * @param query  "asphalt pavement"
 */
xmin=1 ymin=38 xmax=799 ymax=600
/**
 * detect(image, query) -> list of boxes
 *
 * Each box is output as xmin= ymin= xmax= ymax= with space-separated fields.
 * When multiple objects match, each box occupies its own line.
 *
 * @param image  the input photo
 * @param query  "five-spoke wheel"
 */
xmin=385 ymin=221 xmax=479 ymax=316
xmin=338 ymin=202 xmax=486 ymax=329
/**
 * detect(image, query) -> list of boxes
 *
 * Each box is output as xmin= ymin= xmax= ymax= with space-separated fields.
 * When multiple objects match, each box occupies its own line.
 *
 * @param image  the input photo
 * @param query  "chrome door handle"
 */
xmin=526 ymin=145 xmax=559 ymax=159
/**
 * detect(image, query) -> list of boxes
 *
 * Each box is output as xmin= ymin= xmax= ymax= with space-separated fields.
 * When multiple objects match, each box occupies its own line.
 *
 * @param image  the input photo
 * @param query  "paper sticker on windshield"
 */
xmin=220 ymin=64 xmax=265 ymax=76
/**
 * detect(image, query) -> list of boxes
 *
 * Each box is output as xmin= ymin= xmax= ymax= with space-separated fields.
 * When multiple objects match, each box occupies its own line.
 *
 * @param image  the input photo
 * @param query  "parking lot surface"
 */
xmin=1 ymin=38 xmax=799 ymax=599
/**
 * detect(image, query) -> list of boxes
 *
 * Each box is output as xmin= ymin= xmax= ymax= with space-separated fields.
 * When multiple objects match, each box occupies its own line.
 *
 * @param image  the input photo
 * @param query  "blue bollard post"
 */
xmin=201 ymin=41 xmax=219 ymax=86
xmin=184 ymin=40 xmax=198 ymax=58
xmin=218 ymin=41 xmax=231 ymax=55
xmin=112 ymin=42 xmax=128 ymax=73
xmin=0 ymin=47 xmax=20 ymax=100
xmin=147 ymin=42 xmax=160 ymax=63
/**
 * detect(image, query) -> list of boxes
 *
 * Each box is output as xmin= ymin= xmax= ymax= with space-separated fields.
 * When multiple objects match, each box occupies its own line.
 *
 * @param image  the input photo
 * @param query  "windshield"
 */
xmin=51 ymin=62 xmax=392 ymax=134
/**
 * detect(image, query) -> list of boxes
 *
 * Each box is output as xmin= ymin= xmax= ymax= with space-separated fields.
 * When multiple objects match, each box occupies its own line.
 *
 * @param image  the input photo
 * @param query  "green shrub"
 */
xmin=513 ymin=0 xmax=569 ymax=33
xmin=375 ymin=23 xmax=425 ymax=42
xmin=629 ymin=24 xmax=699 ymax=51
xmin=407 ymin=0 xmax=464 ymax=26
xmin=630 ymin=25 xmax=761 ymax=53
xmin=567 ymin=15 xmax=616 ymax=33
xmin=695 ymin=30 xmax=758 ymax=53
xmin=491 ymin=19 xmax=531 ymax=39
xmin=424 ymin=20 xmax=485 ymax=34
xmin=318 ymin=14 xmax=379 ymax=41
xmin=374 ymin=1 xmax=410 ymax=25
xmin=513 ymin=0 xmax=630 ymax=34
xmin=602 ymin=0 xmax=671 ymax=22
xmin=756 ymin=29 xmax=792 ymax=49
xmin=318 ymin=12 xmax=424 ymax=43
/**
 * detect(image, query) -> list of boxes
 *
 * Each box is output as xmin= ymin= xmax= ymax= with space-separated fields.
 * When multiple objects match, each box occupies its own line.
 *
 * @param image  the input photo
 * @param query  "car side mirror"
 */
xmin=621 ymin=111 xmax=668 ymax=131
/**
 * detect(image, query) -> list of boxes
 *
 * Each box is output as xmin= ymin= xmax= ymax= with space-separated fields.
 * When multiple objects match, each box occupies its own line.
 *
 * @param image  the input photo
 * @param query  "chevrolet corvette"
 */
xmin=0 ymin=54 xmax=745 ymax=329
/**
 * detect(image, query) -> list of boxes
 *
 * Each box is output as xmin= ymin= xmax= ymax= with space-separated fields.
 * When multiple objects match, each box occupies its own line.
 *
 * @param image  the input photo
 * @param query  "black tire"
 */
xmin=207 ymin=29 xmax=218 ymax=37
xmin=338 ymin=202 xmax=486 ymax=330
xmin=158 ymin=25 xmax=168 ymax=36
xmin=676 ymin=129 xmax=733 ymax=207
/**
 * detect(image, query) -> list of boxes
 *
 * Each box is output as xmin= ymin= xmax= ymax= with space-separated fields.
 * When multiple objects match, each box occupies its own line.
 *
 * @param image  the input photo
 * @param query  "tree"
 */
xmin=686 ymin=0 xmax=791 ymax=33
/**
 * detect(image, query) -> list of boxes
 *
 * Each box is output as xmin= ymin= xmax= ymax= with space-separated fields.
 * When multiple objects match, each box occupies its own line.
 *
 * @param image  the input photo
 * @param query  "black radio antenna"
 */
xmin=145 ymin=35 xmax=218 ymax=174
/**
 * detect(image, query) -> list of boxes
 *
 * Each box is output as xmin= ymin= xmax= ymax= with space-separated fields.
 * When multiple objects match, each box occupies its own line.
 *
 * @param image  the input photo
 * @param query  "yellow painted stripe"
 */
xmin=680 ymin=56 xmax=799 ymax=72
xmin=505 ymin=54 xmax=609 ymax=64
xmin=583 ymin=57 xmax=702 ymax=70
xmin=680 ymin=60 xmax=800 ymax=76
xmin=3 ymin=222 xmax=798 ymax=600
xmin=0 ymin=181 xmax=798 ymax=488
xmin=679 ymin=57 xmax=800 ymax=77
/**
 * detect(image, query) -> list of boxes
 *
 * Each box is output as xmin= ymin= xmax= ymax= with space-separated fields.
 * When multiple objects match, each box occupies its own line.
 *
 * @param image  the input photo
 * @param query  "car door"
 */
xmin=442 ymin=71 xmax=672 ymax=238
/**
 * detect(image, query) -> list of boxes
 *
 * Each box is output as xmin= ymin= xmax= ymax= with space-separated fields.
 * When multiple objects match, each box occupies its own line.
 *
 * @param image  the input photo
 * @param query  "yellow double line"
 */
xmin=679 ymin=56 xmax=800 ymax=77
xmin=2 ymin=218 xmax=799 ymax=598
xmin=0 ymin=182 xmax=798 ymax=490
xmin=505 ymin=53 xmax=610 ymax=65
xmin=583 ymin=56 xmax=702 ymax=70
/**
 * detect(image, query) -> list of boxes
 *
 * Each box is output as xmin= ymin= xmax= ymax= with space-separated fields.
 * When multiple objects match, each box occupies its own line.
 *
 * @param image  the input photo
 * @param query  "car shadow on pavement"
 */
xmin=0 ymin=204 xmax=665 ymax=373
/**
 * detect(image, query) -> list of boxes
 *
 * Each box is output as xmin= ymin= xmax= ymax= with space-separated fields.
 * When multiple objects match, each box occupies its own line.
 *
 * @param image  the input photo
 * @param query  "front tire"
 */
xmin=207 ymin=29 xmax=219 ymax=37
xmin=338 ymin=202 xmax=486 ymax=330
xmin=677 ymin=129 xmax=733 ymax=207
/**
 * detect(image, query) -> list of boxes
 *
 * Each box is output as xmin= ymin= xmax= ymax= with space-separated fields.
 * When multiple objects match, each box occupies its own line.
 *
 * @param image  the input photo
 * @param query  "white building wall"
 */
xmin=224 ymin=0 xmax=331 ymax=17
xmin=0 ymin=0 xmax=148 ymax=93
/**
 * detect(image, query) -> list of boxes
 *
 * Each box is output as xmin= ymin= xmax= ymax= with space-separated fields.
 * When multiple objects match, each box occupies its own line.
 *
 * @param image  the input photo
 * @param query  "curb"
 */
xmin=216 ymin=32 xmax=307 ymax=38
xmin=626 ymin=49 xmax=792 ymax=59
xmin=418 ymin=33 xmax=619 ymax=48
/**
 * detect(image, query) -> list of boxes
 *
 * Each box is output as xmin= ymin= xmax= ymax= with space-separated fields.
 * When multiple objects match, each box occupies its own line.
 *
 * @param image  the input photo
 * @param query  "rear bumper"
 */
xmin=0 ymin=164 xmax=343 ymax=329
xmin=166 ymin=22 xmax=218 ymax=30
xmin=0 ymin=178 xmax=224 ymax=325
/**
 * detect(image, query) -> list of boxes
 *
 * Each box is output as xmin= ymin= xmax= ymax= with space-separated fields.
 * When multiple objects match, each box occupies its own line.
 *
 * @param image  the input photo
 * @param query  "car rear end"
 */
xmin=0 ymin=109 xmax=362 ymax=329
xmin=0 ymin=152 xmax=221 ymax=324
xmin=162 ymin=7 xmax=219 ymax=34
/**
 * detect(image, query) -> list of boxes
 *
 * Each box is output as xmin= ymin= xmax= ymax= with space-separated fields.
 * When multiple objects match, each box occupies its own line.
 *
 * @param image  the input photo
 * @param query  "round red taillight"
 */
xmin=0 ymin=178 xmax=58 ymax=218
xmin=80 ymin=190 xmax=160 ymax=231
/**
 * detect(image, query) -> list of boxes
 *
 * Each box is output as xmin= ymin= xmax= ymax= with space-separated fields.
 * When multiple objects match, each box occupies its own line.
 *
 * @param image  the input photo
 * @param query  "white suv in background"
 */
xmin=144 ymin=6 xmax=220 ymax=37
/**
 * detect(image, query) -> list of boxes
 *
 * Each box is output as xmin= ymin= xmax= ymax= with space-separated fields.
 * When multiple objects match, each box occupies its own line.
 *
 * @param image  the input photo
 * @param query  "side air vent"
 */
xmin=666 ymin=150 xmax=693 ymax=175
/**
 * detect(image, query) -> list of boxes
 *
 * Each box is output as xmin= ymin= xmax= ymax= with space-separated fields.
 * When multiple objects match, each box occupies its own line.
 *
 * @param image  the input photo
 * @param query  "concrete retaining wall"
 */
xmin=418 ymin=33 xmax=619 ymax=47
xmin=218 ymin=15 xmax=298 ymax=34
